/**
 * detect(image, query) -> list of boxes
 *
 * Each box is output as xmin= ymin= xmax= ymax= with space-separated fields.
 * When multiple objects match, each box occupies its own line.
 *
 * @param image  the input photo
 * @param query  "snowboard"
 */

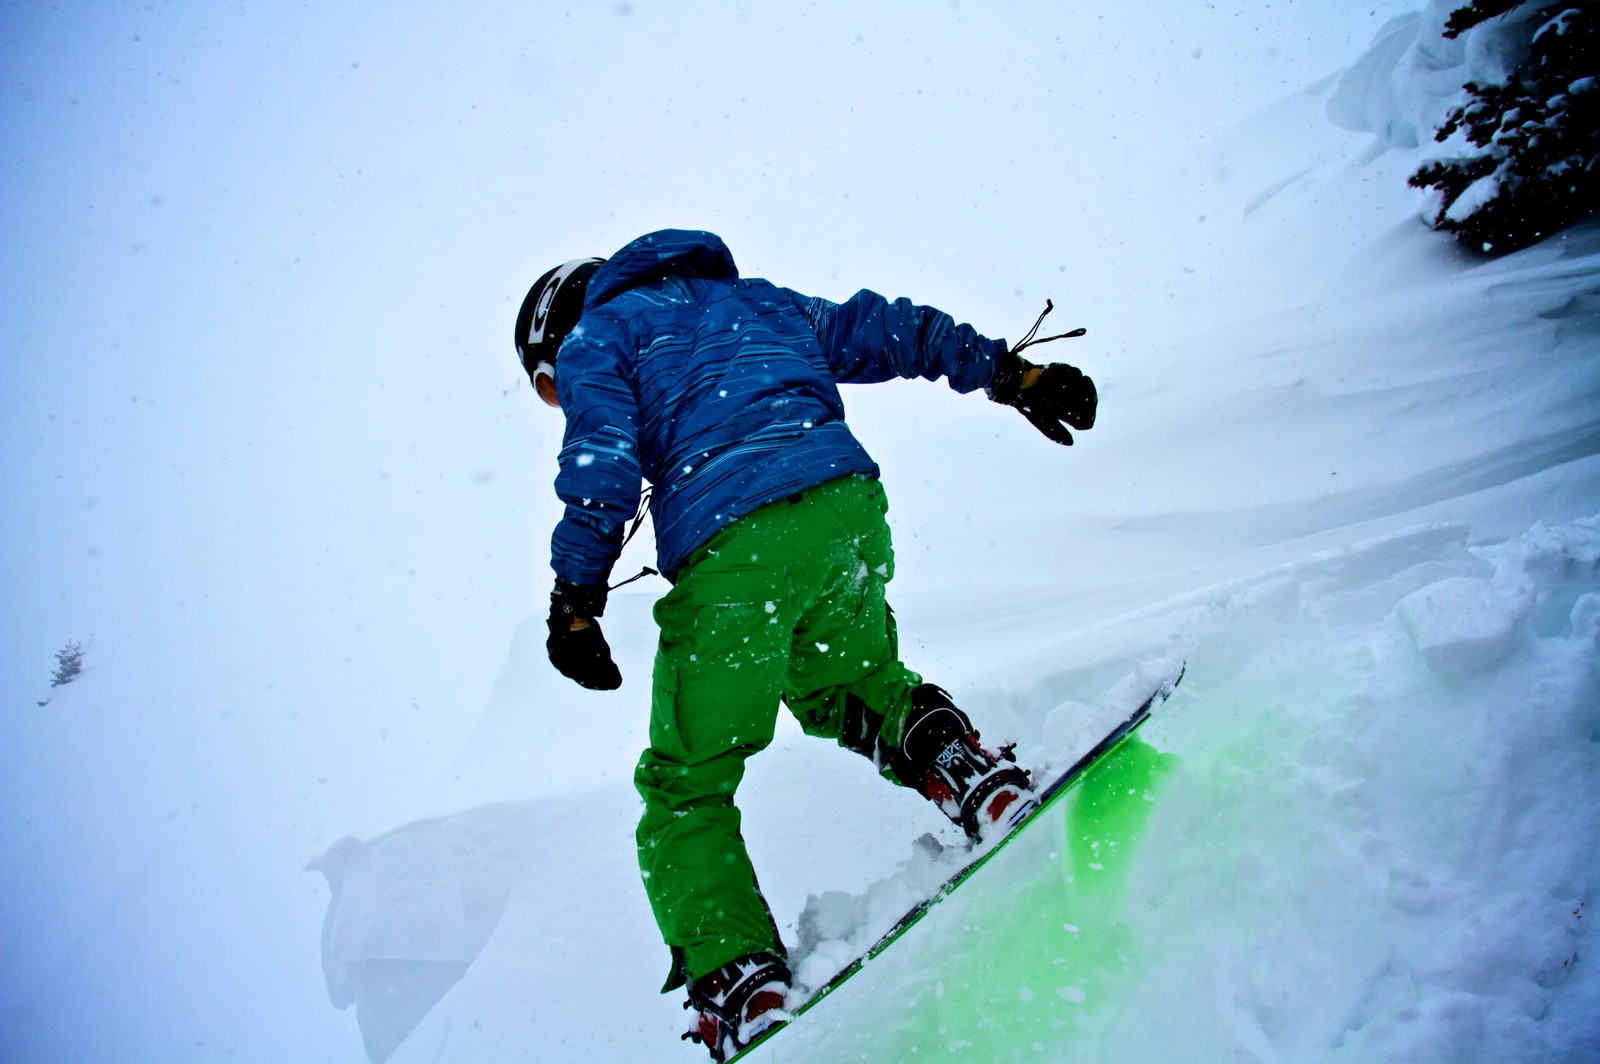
xmin=726 ymin=661 xmax=1188 ymax=1061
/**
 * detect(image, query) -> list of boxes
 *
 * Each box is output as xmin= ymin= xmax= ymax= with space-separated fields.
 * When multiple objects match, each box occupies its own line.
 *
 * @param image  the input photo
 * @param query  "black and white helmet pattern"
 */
xmin=514 ymin=256 xmax=603 ymax=380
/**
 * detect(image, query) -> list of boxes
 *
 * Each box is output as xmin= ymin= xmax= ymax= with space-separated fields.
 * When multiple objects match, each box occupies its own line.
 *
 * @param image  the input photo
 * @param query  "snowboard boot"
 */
xmin=681 ymin=951 xmax=792 ymax=1062
xmin=896 ymin=684 xmax=1035 ymax=842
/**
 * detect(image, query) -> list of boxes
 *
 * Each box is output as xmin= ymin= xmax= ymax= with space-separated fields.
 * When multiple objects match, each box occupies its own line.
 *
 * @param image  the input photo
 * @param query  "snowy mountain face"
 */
xmin=3 ymin=3 xmax=1597 ymax=1063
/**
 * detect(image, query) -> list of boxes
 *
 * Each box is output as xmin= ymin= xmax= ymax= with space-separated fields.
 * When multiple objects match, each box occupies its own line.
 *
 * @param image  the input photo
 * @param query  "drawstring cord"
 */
xmin=1012 ymin=299 xmax=1086 ymax=357
xmin=609 ymin=566 xmax=657 ymax=591
xmin=608 ymin=487 xmax=659 ymax=591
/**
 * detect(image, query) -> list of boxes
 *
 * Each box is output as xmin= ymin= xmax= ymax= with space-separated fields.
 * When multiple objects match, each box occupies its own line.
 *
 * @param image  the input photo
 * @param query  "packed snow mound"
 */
xmin=1323 ymin=0 xmax=1565 ymax=152
xmin=1324 ymin=0 xmax=1470 ymax=151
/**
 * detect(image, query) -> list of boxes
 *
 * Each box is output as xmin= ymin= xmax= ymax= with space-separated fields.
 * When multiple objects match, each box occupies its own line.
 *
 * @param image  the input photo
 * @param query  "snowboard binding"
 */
xmin=681 ymin=951 xmax=792 ymax=1062
xmin=898 ymin=684 xmax=1036 ymax=842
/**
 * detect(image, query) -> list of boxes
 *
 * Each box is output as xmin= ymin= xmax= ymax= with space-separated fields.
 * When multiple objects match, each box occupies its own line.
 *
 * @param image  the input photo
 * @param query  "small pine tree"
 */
xmin=51 ymin=641 xmax=85 ymax=688
xmin=1409 ymin=1 xmax=1599 ymax=253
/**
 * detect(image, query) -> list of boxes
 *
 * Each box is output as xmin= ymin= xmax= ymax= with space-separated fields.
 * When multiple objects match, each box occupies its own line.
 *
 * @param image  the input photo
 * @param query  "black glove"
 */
xmin=988 ymin=351 xmax=1098 ymax=446
xmin=547 ymin=580 xmax=622 ymax=690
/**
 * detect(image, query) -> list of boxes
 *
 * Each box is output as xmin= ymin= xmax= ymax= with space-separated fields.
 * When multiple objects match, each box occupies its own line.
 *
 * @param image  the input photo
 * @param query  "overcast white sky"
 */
xmin=2 ymin=0 xmax=1416 ymax=709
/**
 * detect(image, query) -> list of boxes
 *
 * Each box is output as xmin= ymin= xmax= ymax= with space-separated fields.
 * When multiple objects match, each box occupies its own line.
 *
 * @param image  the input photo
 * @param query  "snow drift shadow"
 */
xmin=308 ymin=803 xmax=550 ymax=1062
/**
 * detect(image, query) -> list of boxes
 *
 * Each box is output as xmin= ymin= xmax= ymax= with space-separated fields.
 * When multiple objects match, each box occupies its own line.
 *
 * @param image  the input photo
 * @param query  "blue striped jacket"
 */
xmin=550 ymin=229 xmax=1008 ymax=588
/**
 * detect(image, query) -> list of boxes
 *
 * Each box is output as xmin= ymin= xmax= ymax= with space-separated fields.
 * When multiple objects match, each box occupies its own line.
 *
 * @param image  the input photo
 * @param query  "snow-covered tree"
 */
xmin=1409 ymin=1 xmax=1598 ymax=253
xmin=51 ymin=641 xmax=85 ymax=687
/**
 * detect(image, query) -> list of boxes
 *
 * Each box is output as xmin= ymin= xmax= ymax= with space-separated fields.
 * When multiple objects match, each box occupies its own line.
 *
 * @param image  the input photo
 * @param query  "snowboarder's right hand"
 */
xmin=547 ymin=581 xmax=622 ymax=690
xmin=989 ymin=353 xmax=1097 ymax=446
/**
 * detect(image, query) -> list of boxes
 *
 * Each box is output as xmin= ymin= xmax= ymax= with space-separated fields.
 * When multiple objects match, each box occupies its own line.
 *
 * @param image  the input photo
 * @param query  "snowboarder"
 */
xmin=514 ymin=229 xmax=1097 ymax=1060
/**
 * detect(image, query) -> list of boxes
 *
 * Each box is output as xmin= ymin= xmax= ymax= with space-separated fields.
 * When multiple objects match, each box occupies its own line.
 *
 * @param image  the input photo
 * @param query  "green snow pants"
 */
xmin=635 ymin=474 xmax=923 ymax=990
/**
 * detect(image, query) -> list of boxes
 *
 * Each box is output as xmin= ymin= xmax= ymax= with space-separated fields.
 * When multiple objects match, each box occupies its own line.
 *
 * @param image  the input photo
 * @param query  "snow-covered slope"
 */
xmin=3 ymin=3 xmax=1596 ymax=1063
xmin=321 ymin=293 xmax=1600 ymax=1062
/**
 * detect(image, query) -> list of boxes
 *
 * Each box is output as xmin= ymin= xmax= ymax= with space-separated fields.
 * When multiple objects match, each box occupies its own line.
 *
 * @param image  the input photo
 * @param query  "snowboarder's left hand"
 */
xmin=547 ymin=581 xmax=622 ymax=690
xmin=991 ymin=355 xmax=1098 ymax=446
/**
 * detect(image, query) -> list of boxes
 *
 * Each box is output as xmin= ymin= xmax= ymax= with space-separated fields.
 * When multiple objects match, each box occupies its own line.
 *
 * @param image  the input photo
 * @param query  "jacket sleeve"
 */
xmin=786 ymin=287 xmax=1007 ymax=394
xmin=548 ymin=314 xmax=643 ymax=589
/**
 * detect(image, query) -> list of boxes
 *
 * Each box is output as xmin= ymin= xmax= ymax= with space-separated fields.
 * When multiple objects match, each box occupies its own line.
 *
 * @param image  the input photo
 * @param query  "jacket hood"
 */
xmin=585 ymin=229 xmax=739 ymax=308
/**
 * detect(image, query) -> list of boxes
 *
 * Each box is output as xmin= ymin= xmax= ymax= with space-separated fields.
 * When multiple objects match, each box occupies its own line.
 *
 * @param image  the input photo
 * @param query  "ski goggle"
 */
xmin=533 ymin=360 xmax=560 ymax=409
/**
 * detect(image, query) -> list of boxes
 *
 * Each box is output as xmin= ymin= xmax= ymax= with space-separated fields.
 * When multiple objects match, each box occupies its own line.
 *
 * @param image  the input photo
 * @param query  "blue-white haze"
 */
xmin=5 ymin=3 xmax=1595 ymax=1063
